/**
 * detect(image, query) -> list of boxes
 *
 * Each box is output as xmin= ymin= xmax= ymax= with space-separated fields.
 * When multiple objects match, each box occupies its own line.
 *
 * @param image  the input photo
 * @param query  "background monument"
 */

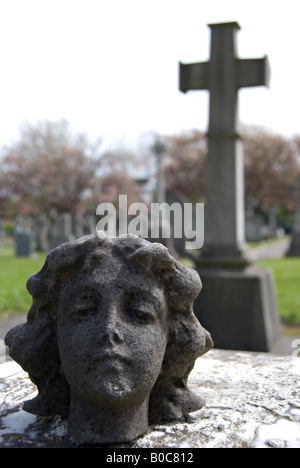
xmin=286 ymin=187 xmax=300 ymax=257
xmin=180 ymin=22 xmax=282 ymax=351
xmin=15 ymin=216 xmax=35 ymax=257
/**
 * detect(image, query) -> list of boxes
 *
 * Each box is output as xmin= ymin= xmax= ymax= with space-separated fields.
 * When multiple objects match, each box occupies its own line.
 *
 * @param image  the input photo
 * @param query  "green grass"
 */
xmin=257 ymin=257 xmax=300 ymax=327
xmin=0 ymin=244 xmax=46 ymax=319
xmin=248 ymin=236 xmax=289 ymax=249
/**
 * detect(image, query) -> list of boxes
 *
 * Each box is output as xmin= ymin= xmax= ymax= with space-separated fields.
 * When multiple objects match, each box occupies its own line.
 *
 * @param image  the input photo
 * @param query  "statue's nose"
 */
xmin=99 ymin=305 xmax=123 ymax=345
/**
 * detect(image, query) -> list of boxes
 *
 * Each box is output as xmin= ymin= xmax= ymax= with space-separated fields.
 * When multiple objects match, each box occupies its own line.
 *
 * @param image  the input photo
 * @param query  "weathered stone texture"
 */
xmin=1 ymin=349 xmax=299 ymax=448
xmin=4 ymin=233 xmax=212 ymax=445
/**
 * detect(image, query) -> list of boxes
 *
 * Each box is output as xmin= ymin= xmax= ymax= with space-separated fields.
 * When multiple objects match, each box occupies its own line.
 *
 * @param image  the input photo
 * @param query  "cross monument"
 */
xmin=180 ymin=22 xmax=270 ymax=266
xmin=179 ymin=22 xmax=283 ymax=352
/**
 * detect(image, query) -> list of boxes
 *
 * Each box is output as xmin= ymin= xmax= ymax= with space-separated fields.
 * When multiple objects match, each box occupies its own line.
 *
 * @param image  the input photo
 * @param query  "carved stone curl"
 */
xmin=5 ymin=232 xmax=213 ymax=445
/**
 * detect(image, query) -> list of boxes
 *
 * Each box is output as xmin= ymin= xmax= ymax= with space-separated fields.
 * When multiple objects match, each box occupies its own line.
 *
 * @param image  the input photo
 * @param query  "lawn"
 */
xmin=257 ymin=257 xmax=300 ymax=327
xmin=0 ymin=244 xmax=46 ymax=319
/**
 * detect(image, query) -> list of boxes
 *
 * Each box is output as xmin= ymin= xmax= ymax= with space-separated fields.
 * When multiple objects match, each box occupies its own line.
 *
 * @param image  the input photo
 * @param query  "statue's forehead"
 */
xmin=63 ymin=251 xmax=163 ymax=297
xmin=81 ymin=248 xmax=137 ymax=271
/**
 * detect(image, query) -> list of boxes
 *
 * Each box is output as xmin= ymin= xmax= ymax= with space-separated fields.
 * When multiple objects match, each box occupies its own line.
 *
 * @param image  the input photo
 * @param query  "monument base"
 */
xmin=194 ymin=264 xmax=282 ymax=352
xmin=286 ymin=233 xmax=300 ymax=257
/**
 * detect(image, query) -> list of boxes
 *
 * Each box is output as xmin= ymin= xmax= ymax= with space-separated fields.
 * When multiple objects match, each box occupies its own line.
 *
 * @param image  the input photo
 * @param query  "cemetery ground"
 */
xmin=0 ymin=243 xmax=46 ymax=320
xmin=0 ymin=237 xmax=300 ymax=337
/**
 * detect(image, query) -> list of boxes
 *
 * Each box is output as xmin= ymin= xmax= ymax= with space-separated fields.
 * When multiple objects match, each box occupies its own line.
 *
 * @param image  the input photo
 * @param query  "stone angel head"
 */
xmin=5 ymin=232 xmax=213 ymax=445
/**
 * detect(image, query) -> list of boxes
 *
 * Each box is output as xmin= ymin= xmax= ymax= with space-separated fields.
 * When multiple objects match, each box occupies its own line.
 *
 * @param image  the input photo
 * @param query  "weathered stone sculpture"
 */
xmin=5 ymin=232 xmax=213 ymax=445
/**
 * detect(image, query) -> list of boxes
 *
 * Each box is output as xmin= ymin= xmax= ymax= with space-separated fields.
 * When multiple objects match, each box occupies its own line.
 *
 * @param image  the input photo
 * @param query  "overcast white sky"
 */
xmin=0 ymin=0 xmax=299 ymax=149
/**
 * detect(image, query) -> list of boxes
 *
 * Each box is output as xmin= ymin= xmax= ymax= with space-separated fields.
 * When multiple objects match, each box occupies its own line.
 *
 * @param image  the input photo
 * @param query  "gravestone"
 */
xmin=34 ymin=213 xmax=50 ymax=252
xmin=15 ymin=217 xmax=35 ymax=257
xmin=245 ymin=202 xmax=264 ymax=243
xmin=179 ymin=22 xmax=282 ymax=352
xmin=48 ymin=207 xmax=58 ymax=243
xmin=268 ymin=205 xmax=278 ymax=239
xmin=82 ymin=214 xmax=96 ymax=236
xmin=286 ymin=191 xmax=300 ymax=256
xmin=72 ymin=214 xmax=84 ymax=239
xmin=49 ymin=213 xmax=74 ymax=250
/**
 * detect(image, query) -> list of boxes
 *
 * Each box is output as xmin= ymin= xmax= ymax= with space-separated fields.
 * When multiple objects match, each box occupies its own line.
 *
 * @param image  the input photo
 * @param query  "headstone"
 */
xmin=82 ymin=214 xmax=96 ymax=236
xmin=179 ymin=22 xmax=282 ymax=352
xmin=72 ymin=214 xmax=84 ymax=239
xmin=49 ymin=213 xmax=74 ymax=250
xmin=34 ymin=213 xmax=50 ymax=252
xmin=245 ymin=202 xmax=264 ymax=243
xmin=15 ymin=216 xmax=35 ymax=257
xmin=286 ymin=191 xmax=300 ymax=256
xmin=268 ymin=205 xmax=278 ymax=239
xmin=48 ymin=207 xmax=58 ymax=241
xmin=4 ymin=232 xmax=213 ymax=445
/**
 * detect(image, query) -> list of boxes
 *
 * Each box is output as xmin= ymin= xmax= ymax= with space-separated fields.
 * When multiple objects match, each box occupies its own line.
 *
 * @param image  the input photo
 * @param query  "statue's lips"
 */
xmin=95 ymin=348 xmax=132 ymax=365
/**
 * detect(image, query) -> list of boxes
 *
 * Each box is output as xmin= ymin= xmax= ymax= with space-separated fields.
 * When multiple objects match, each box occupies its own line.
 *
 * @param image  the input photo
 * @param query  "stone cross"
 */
xmin=180 ymin=22 xmax=270 ymax=267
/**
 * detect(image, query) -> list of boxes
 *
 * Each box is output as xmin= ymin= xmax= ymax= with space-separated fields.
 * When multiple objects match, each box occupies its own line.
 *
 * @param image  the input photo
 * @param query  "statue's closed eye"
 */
xmin=125 ymin=305 xmax=156 ymax=324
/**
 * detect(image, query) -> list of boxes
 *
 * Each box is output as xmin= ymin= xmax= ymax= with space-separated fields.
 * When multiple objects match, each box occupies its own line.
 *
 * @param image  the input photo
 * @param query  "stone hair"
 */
xmin=5 ymin=232 xmax=212 ymax=422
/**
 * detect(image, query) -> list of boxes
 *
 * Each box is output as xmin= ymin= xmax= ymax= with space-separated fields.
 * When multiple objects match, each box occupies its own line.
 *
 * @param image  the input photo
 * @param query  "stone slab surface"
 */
xmin=0 ymin=349 xmax=299 ymax=448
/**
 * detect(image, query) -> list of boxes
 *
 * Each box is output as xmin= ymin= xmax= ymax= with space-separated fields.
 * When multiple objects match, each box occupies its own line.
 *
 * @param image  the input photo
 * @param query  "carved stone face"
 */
xmin=57 ymin=252 xmax=168 ymax=411
xmin=5 ymin=233 xmax=212 ymax=444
